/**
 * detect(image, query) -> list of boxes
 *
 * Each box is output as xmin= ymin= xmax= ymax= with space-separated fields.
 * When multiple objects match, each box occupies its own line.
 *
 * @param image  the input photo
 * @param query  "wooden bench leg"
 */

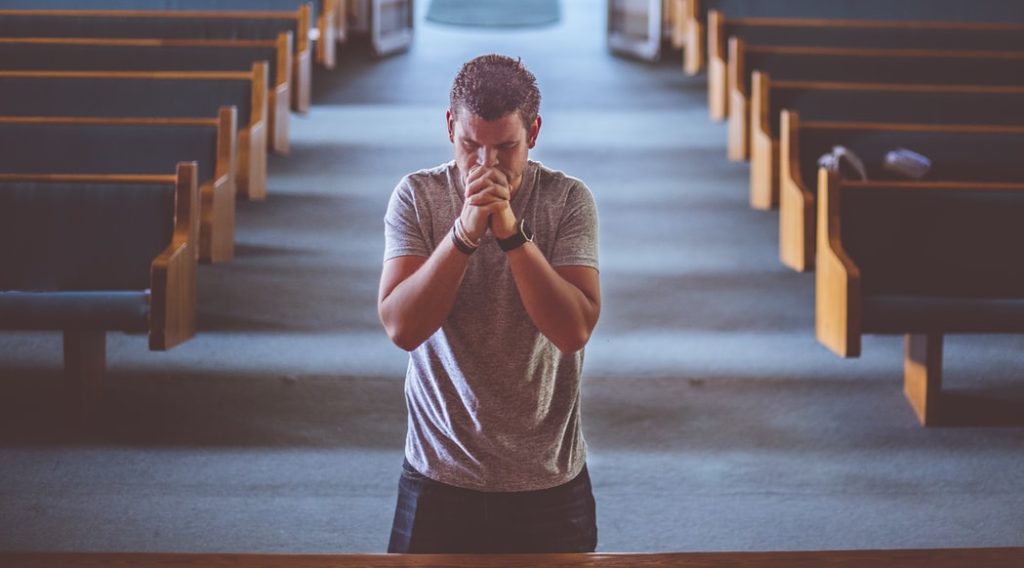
xmin=904 ymin=333 xmax=943 ymax=426
xmin=63 ymin=330 xmax=106 ymax=424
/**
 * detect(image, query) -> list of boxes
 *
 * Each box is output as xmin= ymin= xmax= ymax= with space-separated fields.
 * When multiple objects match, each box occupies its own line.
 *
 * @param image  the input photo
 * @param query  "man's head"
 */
xmin=447 ymin=54 xmax=542 ymax=192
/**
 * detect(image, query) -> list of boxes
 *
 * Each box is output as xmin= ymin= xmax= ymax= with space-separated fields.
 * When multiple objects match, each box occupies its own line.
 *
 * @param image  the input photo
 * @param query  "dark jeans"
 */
xmin=387 ymin=459 xmax=598 ymax=553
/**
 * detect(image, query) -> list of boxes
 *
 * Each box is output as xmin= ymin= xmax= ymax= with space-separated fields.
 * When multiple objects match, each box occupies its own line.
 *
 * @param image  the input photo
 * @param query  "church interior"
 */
xmin=1 ymin=0 xmax=1023 ymax=565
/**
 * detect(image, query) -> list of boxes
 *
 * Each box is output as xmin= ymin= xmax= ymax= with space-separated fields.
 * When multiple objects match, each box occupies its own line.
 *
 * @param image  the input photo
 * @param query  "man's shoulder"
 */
xmin=402 ymin=161 xmax=456 ymax=191
xmin=532 ymin=161 xmax=588 ymax=192
xmin=530 ymin=161 xmax=594 ymax=208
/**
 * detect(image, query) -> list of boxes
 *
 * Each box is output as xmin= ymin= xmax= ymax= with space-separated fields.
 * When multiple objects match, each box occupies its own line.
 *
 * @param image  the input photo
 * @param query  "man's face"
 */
xmin=447 ymin=107 xmax=541 ymax=194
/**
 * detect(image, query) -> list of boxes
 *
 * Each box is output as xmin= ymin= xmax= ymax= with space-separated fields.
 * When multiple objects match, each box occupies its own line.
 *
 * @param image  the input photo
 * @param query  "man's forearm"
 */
xmin=505 ymin=243 xmax=600 ymax=355
xmin=379 ymin=236 xmax=470 ymax=351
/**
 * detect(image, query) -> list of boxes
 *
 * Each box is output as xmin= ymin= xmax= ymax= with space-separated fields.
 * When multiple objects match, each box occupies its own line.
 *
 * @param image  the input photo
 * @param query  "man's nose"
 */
xmin=477 ymin=146 xmax=498 ymax=166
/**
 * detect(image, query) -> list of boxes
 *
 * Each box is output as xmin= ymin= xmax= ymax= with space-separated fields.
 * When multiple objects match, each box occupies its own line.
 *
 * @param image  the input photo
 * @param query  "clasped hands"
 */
xmin=460 ymin=165 xmax=518 ymax=243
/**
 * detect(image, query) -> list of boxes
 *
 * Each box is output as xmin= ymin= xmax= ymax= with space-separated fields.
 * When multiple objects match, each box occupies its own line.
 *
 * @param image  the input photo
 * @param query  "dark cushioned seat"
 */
xmin=0 ymin=123 xmax=217 ymax=182
xmin=863 ymin=296 xmax=1024 ymax=334
xmin=0 ymin=179 xmax=174 ymax=332
xmin=734 ymin=25 xmax=1024 ymax=54
xmin=800 ymin=130 xmax=1024 ymax=187
xmin=0 ymin=291 xmax=149 ymax=331
xmin=771 ymin=90 xmax=1024 ymax=139
xmin=0 ymin=183 xmax=174 ymax=293
xmin=0 ymin=181 xmax=174 ymax=289
xmin=0 ymin=42 xmax=281 ymax=85
xmin=840 ymin=186 xmax=1024 ymax=334
xmin=749 ymin=52 xmax=1024 ymax=95
xmin=0 ymin=0 xmax=319 ymax=20
xmin=0 ymin=76 xmax=253 ymax=128
xmin=0 ymin=13 xmax=300 ymax=47
xmin=704 ymin=0 xmax=1024 ymax=23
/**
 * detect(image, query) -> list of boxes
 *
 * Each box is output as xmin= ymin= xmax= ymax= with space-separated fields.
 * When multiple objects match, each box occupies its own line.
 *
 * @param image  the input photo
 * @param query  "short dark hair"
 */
xmin=449 ymin=54 xmax=540 ymax=131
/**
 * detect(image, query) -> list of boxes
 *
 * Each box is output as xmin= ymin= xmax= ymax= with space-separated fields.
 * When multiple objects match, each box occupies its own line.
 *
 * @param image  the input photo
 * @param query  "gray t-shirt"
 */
xmin=383 ymin=159 xmax=599 ymax=492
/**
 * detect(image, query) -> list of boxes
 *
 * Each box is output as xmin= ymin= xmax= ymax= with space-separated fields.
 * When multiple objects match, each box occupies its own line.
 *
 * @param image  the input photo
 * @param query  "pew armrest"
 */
xmin=706 ymin=10 xmax=727 ymax=119
xmin=779 ymin=109 xmax=816 ymax=271
xmin=683 ymin=0 xmax=703 ymax=75
xmin=815 ymin=168 xmax=862 ymax=357
xmin=749 ymin=70 xmax=777 ymax=209
xmin=149 ymin=162 xmax=198 ymax=351
xmin=318 ymin=0 xmax=337 ymax=69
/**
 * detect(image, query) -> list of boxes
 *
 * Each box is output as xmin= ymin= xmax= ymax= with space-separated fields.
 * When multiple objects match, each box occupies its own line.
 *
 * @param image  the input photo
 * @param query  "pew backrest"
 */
xmin=706 ymin=12 xmax=1024 ymax=116
xmin=0 ymin=163 xmax=198 ymax=349
xmin=0 ymin=34 xmax=290 ymax=92
xmin=815 ymin=168 xmax=1024 ymax=357
xmin=736 ymin=42 xmax=1024 ymax=100
xmin=0 ymin=6 xmax=310 ymax=55
xmin=762 ymin=77 xmax=1024 ymax=140
xmin=0 ymin=0 xmax=333 ymax=62
xmin=713 ymin=13 xmax=1024 ymax=67
xmin=0 ymin=68 xmax=262 ymax=127
xmin=0 ymin=116 xmax=228 ymax=185
xmin=685 ymin=0 xmax=1024 ymax=74
xmin=778 ymin=111 xmax=1024 ymax=271
xmin=789 ymin=121 xmax=1024 ymax=192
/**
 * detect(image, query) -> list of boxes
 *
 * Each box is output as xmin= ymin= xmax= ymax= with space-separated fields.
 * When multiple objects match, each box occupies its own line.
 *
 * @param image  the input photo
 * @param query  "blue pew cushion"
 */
xmin=863 ymin=296 xmax=1024 ymax=334
xmin=0 ymin=291 xmax=150 ymax=331
xmin=801 ymin=130 xmax=1024 ymax=187
xmin=0 ymin=43 xmax=280 ymax=87
xmin=0 ymin=123 xmax=217 ymax=182
xmin=773 ymin=90 xmax=1024 ymax=138
xmin=841 ymin=187 xmax=1024 ymax=298
xmin=0 ymin=181 xmax=174 ymax=292
xmin=0 ymin=0 xmax=319 ymax=20
xmin=0 ymin=76 xmax=253 ymax=128
xmin=706 ymin=0 xmax=1024 ymax=23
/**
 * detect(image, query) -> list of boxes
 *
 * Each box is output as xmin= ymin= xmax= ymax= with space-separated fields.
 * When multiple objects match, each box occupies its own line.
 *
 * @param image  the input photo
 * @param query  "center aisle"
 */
xmin=3 ymin=0 xmax=1024 ymax=555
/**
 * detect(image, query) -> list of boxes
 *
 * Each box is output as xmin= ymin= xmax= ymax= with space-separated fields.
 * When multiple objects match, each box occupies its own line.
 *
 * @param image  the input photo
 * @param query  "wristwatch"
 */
xmin=497 ymin=219 xmax=534 ymax=252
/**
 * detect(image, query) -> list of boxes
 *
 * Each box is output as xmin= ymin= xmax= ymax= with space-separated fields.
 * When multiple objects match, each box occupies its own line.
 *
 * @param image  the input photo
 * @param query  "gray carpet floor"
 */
xmin=2 ymin=0 xmax=1023 ymax=554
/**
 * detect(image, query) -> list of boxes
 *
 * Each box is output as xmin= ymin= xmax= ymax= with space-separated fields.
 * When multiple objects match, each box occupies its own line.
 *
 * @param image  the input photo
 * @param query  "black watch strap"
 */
xmin=497 ymin=219 xmax=534 ymax=252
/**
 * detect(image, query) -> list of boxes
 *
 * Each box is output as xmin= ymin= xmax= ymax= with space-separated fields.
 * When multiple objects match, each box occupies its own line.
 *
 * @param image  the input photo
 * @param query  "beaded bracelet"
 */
xmin=451 ymin=219 xmax=479 ymax=255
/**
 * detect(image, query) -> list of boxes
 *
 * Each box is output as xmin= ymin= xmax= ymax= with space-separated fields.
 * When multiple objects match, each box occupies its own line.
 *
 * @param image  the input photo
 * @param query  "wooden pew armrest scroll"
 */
xmin=150 ymin=162 xmax=198 ymax=351
xmin=727 ymin=36 xmax=749 ymax=160
xmin=749 ymin=70 xmax=777 ymax=209
xmin=683 ymin=0 xmax=703 ymax=75
xmin=815 ymin=168 xmax=862 ymax=358
xmin=779 ymin=109 xmax=815 ymax=272
xmin=706 ymin=10 xmax=727 ymax=118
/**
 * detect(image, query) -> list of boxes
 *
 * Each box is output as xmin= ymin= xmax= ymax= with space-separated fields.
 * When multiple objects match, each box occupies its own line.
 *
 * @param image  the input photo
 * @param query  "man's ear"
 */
xmin=446 ymin=109 xmax=455 ymax=143
xmin=527 ymin=115 xmax=542 ymax=149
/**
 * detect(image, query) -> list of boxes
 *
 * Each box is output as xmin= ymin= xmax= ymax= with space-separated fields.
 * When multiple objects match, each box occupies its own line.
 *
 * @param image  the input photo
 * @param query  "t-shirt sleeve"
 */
xmin=384 ymin=177 xmax=431 ymax=261
xmin=549 ymin=180 xmax=599 ymax=270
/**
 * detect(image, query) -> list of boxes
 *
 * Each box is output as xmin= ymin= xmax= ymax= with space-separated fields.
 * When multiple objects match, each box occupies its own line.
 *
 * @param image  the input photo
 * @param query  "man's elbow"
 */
xmin=382 ymin=322 xmax=424 ymax=352
xmin=379 ymin=307 xmax=424 ymax=352
xmin=553 ymin=327 xmax=593 ymax=356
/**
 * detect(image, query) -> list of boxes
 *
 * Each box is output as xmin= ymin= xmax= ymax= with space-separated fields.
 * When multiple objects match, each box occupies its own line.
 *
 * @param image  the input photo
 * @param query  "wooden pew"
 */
xmin=3 ymin=548 xmax=1024 ymax=567
xmin=774 ymin=89 xmax=1024 ymax=274
xmin=682 ymin=0 xmax=1024 ymax=76
xmin=751 ymin=73 xmax=1024 ymax=211
xmin=752 ymin=75 xmax=1024 ymax=211
xmin=0 ymin=111 xmax=236 ymax=263
xmin=0 ymin=5 xmax=313 ymax=112
xmin=0 ymin=163 xmax=198 ymax=419
xmin=780 ymin=115 xmax=1024 ymax=272
xmin=706 ymin=12 xmax=1024 ymax=120
xmin=0 ymin=65 xmax=268 ymax=200
xmin=727 ymin=40 xmax=1024 ymax=163
xmin=0 ymin=34 xmax=291 ymax=155
xmin=0 ymin=0 xmax=338 ymax=71
xmin=669 ymin=0 xmax=689 ymax=50
xmin=815 ymin=169 xmax=1024 ymax=425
